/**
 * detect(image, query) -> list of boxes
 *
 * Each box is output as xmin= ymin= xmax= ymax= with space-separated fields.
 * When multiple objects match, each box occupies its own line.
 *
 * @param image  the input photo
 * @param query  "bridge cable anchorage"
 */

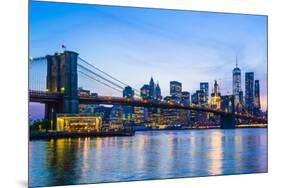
xmin=78 ymin=70 xmax=123 ymax=93
xmin=78 ymin=57 xmax=141 ymax=94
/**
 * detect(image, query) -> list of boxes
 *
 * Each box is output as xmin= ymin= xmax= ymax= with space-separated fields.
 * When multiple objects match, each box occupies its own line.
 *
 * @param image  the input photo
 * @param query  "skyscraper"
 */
xmin=191 ymin=92 xmax=199 ymax=105
xmin=254 ymin=80 xmax=261 ymax=115
xmin=170 ymin=81 xmax=182 ymax=102
xmin=221 ymin=95 xmax=234 ymax=113
xmin=109 ymin=105 xmax=123 ymax=128
xmin=140 ymin=84 xmax=150 ymax=100
xmin=181 ymin=91 xmax=191 ymax=123
xmin=239 ymin=91 xmax=244 ymax=105
xmin=181 ymin=91 xmax=190 ymax=106
xmin=123 ymin=86 xmax=134 ymax=99
xmin=233 ymin=56 xmax=242 ymax=96
xmin=190 ymin=92 xmax=199 ymax=123
xmin=196 ymin=90 xmax=205 ymax=106
xmin=123 ymin=86 xmax=134 ymax=124
xmin=149 ymin=77 xmax=156 ymax=100
xmin=140 ymin=84 xmax=150 ymax=123
xmin=245 ymin=72 xmax=254 ymax=114
xmin=200 ymin=82 xmax=209 ymax=105
xmin=232 ymin=57 xmax=242 ymax=110
xmin=155 ymin=82 xmax=162 ymax=101
xmin=211 ymin=80 xmax=221 ymax=110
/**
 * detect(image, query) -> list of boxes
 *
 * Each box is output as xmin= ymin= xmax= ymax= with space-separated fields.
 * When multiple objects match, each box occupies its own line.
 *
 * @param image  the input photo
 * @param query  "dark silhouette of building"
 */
xmin=155 ymin=82 xmax=162 ymax=101
xmin=149 ymin=77 xmax=156 ymax=101
xmin=239 ymin=91 xmax=244 ymax=106
xmin=123 ymin=86 xmax=134 ymax=99
xmin=140 ymin=84 xmax=150 ymax=100
xmin=221 ymin=95 xmax=234 ymax=113
xmin=245 ymin=72 xmax=254 ymax=114
xmin=254 ymin=80 xmax=261 ymax=115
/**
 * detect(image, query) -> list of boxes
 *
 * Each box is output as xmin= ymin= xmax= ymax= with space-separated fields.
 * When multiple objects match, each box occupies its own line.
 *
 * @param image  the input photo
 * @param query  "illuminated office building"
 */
xmin=134 ymin=107 xmax=145 ymax=125
xmin=181 ymin=91 xmax=190 ymax=106
xmin=170 ymin=81 xmax=182 ymax=103
xmin=162 ymin=96 xmax=179 ymax=125
xmin=211 ymin=80 xmax=221 ymax=110
xmin=109 ymin=105 xmax=124 ymax=129
xmin=200 ymin=82 xmax=209 ymax=106
xmin=123 ymin=86 xmax=134 ymax=124
xmin=181 ymin=91 xmax=190 ymax=124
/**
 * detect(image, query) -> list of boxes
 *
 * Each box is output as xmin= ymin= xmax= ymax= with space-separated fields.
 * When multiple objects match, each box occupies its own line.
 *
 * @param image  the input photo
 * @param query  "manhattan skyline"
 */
xmin=29 ymin=1 xmax=268 ymax=113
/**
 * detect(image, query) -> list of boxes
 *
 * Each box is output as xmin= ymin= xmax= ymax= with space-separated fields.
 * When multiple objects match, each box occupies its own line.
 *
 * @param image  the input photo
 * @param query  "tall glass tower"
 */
xmin=200 ymin=82 xmax=209 ymax=105
xmin=245 ymin=72 xmax=254 ymax=114
xmin=254 ymin=80 xmax=261 ymax=114
xmin=232 ymin=56 xmax=242 ymax=112
xmin=149 ymin=77 xmax=156 ymax=100
xmin=233 ymin=56 xmax=241 ymax=96
xmin=155 ymin=82 xmax=162 ymax=101
xmin=170 ymin=81 xmax=182 ymax=99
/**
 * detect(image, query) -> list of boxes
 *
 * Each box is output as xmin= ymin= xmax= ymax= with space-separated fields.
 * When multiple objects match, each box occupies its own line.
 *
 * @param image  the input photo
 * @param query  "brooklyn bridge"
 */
xmin=29 ymin=50 xmax=267 ymax=129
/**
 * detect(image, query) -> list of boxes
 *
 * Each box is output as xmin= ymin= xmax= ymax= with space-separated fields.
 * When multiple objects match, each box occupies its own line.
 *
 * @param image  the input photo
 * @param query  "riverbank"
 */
xmin=30 ymin=130 xmax=135 ymax=140
xmin=127 ymin=124 xmax=267 ymax=132
xmin=29 ymin=125 xmax=267 ymax=140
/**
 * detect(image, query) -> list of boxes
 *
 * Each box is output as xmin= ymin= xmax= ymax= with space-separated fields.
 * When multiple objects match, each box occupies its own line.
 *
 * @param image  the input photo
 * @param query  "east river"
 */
xmin=29 ymin=128 xmax=267 ymax=187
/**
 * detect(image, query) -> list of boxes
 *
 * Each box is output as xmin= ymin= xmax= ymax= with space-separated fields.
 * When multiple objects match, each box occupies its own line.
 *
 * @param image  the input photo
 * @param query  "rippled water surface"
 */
xmin=29 ymin=128 xmax=267 ymax=187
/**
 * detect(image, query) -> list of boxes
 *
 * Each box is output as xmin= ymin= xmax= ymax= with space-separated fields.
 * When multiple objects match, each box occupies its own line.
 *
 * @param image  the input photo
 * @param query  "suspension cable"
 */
xmin=78 ymin=70 xmax=123 ymax=93
xmin=78 ymin=57 xmax=141 ymax=94
xmin=78 ymin=64 xmax=124 ymax=90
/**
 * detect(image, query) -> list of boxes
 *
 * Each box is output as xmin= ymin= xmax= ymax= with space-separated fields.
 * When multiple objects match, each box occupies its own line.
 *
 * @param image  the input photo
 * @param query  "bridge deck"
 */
xmin=29 ymin=90 xmax=267 ymax=123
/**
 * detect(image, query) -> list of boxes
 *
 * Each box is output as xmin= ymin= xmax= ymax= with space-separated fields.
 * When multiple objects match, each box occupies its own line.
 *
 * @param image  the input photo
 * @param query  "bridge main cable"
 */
xmin=78 ymin=57 xmax=141 ymax=94
xmin=78 ymin=70 xmax=123 ymax=93
xmin=78 ymin=64 xmax=125 ymax=90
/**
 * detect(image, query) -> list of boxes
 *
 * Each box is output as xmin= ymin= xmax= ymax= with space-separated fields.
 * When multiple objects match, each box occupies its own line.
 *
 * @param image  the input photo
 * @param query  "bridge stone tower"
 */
xmin=221 ymin=95 xmax=236 ymax=129
xmin=45 ymin=51 xmax=79 ymax=129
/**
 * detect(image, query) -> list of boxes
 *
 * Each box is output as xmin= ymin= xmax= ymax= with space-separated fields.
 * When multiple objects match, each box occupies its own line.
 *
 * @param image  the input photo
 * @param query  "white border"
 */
xmin=1 ymin=0 xmax=281 ymax=188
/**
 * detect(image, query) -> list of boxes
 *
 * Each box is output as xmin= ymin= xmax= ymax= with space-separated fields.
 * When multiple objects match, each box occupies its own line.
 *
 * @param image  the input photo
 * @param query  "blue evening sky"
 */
xmin=29 ymin=1 xmax=267 ymax=115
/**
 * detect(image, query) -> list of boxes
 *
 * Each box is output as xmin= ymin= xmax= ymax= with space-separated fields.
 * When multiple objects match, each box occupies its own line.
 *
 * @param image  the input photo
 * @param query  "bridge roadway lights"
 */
xmin=221 ymin=114 xmax=236 ymax=129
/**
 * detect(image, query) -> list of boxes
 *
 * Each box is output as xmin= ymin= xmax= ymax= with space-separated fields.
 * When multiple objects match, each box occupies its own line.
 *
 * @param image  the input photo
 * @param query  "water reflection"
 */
xmin=29 ymin=128 xmax=268 ymax=187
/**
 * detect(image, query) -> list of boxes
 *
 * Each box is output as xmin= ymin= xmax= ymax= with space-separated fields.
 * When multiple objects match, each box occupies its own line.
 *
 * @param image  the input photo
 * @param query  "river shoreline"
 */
xmin=29 ymin=125 xmax=267 ymax=140
xmin=29 ymin=130 xmax=135 ymax=140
